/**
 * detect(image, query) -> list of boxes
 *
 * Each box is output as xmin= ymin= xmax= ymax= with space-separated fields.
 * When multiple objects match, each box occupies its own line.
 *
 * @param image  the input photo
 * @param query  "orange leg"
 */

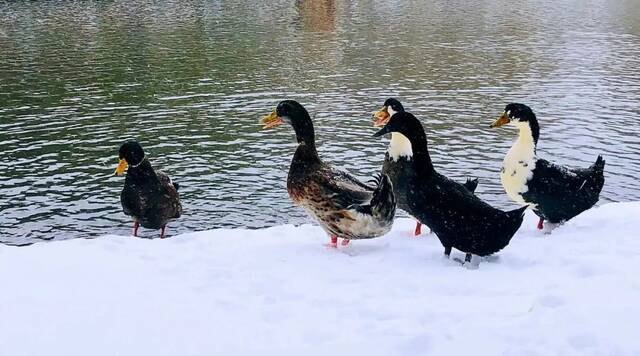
xmin=327 ymin=235 xmax=338 ymax=248
xmin=160 ymin=225 xmax=167 ymax=239
xmin=133 ymin=221 xmax=140 ymax=237
xmin=537 ymin=217 xmax=544 ymax=230
xmin=414 ymin=222 xmax=422 ymax=236
xmin=341 ymin=239 xmax=350 ymax=246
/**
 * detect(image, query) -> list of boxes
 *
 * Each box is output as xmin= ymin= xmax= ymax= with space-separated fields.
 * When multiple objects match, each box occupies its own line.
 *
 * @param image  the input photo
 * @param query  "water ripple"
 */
xmin=1 ymin=0 xmax=639 ymax=244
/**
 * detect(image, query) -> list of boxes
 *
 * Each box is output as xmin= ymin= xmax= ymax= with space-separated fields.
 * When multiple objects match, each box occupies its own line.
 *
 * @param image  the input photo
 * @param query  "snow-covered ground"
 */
xmin=1 ymin=202 xmax=639 ymax=356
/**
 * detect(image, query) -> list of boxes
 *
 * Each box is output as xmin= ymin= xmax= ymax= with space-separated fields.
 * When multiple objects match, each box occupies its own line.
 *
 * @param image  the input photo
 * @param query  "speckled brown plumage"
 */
xmin=268 ymin=100 xmax=396 ymax=242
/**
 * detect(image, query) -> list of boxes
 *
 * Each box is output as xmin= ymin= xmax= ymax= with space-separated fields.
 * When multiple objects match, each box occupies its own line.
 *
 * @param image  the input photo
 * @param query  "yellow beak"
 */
xmin=372 ymin=106 xmax=390 ymax=127
xmin=490 ymin=112 xmax=510 ymax=128
xmin=260 ymin=111 xmax=284 ymax=129
xmin=114 ymin=159 xmax=128 ymax=176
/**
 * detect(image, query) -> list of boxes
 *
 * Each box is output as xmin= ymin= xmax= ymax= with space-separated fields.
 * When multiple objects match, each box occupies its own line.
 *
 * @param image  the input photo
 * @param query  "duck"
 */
xmin=373 ymin=98 xmax=479 ymax=236
xmin=261 ymin=100 xmax=396 ymax=248
xmin=374 ymin=112 xmax=527 ymax=267
xmin=490 ymin=103 xmax=605 ymax=231
xmin=114 ymin=140 xmax=182 ymax=238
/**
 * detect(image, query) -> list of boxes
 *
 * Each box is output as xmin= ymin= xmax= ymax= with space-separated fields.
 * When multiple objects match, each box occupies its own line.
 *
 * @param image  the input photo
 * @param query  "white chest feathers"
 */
xmin=388 ymin=132 xmax=413 ymax=161
xmin=501 ymin=123 xmax=537 ymax=206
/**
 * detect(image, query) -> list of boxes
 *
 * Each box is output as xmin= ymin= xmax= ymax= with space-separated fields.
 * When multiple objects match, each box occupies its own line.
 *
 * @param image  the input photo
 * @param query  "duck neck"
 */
xmin=514 ymin=120 xmax=539 ymax=156
xmin=408 ymin=133 xmax=434 ymax=175
xmin=293 ymin=119 xmax=315 ymax=146
xmin=292 ymin=141 xmax=320 ymax=166
xmin=125 ymin=159 xmax=157 ymax=182
xmin=291 ymin=116 xmax=321 ymax=166
xmin=388 ymin=132 xmax=413 ymax=161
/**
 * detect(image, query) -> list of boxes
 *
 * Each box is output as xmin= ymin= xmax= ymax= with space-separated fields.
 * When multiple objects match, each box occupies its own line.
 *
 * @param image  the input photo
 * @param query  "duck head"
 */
xmin=261 ymin=100 xmax=316 ymax=145
xmin=372 ymin=98 xmax=405 ymax=128
xmin=373 ymin=111 xmax=434 ymax=172
xmin=491 ymin=103 xmax=540 ymax=145
xmin=373 ymin=111 xmax=425 ymax=142
xmin=372 ymin=99 xmax=414 ymax=161
xmin=115 ymin=140 xmax=146 ymax=176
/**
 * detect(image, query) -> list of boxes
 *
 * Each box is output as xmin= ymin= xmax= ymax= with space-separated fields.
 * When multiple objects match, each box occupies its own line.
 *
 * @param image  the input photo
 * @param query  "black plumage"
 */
xmin=115 ymin=140 xmax=182 ymax=238
xmin=261 ymin=100 xmax=396 ymax=248
xmin=375 ymin=112 xmax=526 ymax=264
xmin=522 ymin=158 xmax=605 ymax=223
xmin=373 ymin=98 xmax=479 ymax=235
xmin=491 ymin=103 xmax=605 ymax=229
xmin=381 ymin=156 xmax=479 ymax=211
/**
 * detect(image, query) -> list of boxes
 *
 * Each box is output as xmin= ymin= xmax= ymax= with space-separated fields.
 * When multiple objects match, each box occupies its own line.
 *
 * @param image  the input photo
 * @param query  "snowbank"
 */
xmin=1 ymin=203 xmax=639 ymax=356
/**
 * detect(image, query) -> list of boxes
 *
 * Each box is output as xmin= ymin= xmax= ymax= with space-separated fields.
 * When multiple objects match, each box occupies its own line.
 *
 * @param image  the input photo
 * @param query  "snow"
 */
xmin=1 ymin=202 xmax=639 ymax=356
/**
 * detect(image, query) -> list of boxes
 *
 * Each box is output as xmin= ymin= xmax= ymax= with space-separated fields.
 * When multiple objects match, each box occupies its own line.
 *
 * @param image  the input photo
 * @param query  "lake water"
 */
xmin=1 ymin=0 xmax=639 ymax=245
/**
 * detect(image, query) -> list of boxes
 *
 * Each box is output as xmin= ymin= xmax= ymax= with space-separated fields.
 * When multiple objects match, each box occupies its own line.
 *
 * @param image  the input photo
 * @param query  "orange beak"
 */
xmin=260 ymin=111 xmax=284 ymax=129
xmin=114 ymin=158 xmax=128 ymax=176
xmin=490 ymin=112 xmax=510 ymax=128
xmin=372 ymin=106 xmax=390 ymax=127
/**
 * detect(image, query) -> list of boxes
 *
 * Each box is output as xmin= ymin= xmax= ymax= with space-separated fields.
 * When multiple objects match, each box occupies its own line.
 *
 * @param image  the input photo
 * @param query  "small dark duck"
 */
xmin=114 ymin=140 xmax=182 ymax=238
xmin=491 ymin=103 xmax=605 ymax=231
xmin=261 ymin=100 xmax=396 ymax=248
xmin=373 ymin=98 xmax=478 ymax=236
xmin=374 ymin=112 xmax=526 ymax=267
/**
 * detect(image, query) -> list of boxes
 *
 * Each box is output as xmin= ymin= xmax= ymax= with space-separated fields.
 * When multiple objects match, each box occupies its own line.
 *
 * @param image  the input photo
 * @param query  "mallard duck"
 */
xmin=374 ymin=112 xmax=526 ymax=267
xmin=491 ymin=103 xmax=605 ymax=231
xmin=373 ymin=98 xmax=479 ymax=236
xmin=261 ymin=100 xmax=396 ymax=248
xmin=114 ymin=140 xmax=182 ymax=238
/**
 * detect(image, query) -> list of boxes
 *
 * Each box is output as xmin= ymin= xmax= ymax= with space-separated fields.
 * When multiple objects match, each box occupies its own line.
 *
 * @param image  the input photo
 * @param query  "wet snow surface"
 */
xmin=1 ymin=203 xmax=639 ymax=355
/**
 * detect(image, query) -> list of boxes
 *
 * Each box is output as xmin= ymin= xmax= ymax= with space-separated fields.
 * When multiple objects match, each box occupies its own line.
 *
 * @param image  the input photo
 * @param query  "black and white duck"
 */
xmin=261 ymin=100 xmax=396 ymax=248
xmin=114 ymin=140 xmax=182 ymax=238
xmin=490 ymin=103 xmax=605 ymax=231
xmin=373 ymin=98 xmax=478 ymax=236
xmin=374 ymin=112 xmax=526 ymax=267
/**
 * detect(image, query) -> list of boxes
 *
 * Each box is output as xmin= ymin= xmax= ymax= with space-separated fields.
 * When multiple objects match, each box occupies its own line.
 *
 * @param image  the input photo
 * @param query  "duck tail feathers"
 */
xmin=592 ymin=155 xmax=605 ymax=174
xmin=463 ymin=177 xmax=479 ymax=193
xmin=369 ymin=173 xmax=396 ymax=220
xmin=350 ymin=174 xmax=396 ymax=221
xmin=495 ymin=205 xmax=528 ymax=245
xmin=507 ymin=205 xmax=528 ymax=220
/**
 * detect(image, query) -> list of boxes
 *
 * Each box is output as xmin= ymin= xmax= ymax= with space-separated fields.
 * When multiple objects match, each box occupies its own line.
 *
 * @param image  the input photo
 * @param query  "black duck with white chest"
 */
xmin=491 ymin=103 xmax=605 ymax=231
xmin=374 ymin=112 xmax=527 ymax=267
xmin=372 ymin=98 xmax=479 ymax=236
xmin=261 ymin=100 xmax=396 ymax=248
xmin=114 ymin=140 xmax=182 ymax=238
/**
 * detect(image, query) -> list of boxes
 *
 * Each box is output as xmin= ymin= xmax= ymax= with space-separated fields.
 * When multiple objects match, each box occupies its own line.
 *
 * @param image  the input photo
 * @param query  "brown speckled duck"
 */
xmin=261 ymin=100 xmax=396 ymax=248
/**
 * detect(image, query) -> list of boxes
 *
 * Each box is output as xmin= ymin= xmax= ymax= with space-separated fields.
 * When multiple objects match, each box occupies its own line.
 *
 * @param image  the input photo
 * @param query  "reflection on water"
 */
xmin=1 ymin=0 xmax=639 ymax=245
xmin=295 ymin=0 xmax=336 ymax=32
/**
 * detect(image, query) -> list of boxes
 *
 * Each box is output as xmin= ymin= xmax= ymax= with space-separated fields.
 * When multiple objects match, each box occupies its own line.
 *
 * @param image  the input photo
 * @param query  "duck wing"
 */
xmin=315 ymin=165 xmax=373 ymax=210
xmin=522 ymin=157 xmax=605 ymax=221
xmin=121 ymin=180 xmax=143 ymax=219
xmin=435 ymin=172 xmax=479 ymax=198
xmin=411 ymin=172 xmax=503 ymax=231
xmin=156 ymin=170 xmax=182 ymax=219
xmin=413 ymin=173 xmax=525 ymax=255
xmin=308 ymin=165 xmax=395 ymax=240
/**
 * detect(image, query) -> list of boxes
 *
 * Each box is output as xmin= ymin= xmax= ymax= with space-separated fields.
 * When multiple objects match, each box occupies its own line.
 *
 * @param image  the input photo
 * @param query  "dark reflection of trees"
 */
xmin=294 ymin=0 xmax=336 ymax=32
